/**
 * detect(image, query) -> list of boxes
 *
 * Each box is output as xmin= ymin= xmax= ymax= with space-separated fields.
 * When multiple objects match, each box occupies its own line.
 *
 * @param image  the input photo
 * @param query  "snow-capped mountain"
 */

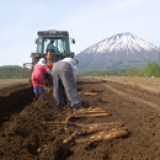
xmin=76 ymin=32 xmax=160 ymax=70
xmin=83 ymin=32 xmax=159 ymax=55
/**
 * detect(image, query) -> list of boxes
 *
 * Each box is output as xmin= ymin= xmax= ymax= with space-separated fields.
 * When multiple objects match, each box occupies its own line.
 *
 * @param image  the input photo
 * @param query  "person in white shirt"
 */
xmin=52 ymin=57 xmax=81 ymax=109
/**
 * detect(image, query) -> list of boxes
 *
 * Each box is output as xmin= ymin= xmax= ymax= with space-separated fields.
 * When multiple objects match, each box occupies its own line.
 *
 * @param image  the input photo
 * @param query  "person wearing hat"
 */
xmin=31 ymin=58 xmax=52 ymax=97
xmin=47 ymin=40 xmax=60 ymax=53
xmin=52 ymin=57 xmax=81 ymax=109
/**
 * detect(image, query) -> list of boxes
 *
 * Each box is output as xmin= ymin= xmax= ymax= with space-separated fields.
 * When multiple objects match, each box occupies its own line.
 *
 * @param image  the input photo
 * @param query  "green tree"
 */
xmin=144 ymin=62 xmax=160 ymax=77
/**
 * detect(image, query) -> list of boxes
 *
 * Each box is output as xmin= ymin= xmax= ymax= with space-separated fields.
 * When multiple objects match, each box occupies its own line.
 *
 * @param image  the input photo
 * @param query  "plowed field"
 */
xmin=0 ymin=77 xmax=160 ymax=160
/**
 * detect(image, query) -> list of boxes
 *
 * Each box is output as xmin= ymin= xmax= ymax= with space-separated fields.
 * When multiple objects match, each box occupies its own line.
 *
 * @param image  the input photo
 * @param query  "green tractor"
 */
xmin=23 ymin=30 xmax=75 ymax=70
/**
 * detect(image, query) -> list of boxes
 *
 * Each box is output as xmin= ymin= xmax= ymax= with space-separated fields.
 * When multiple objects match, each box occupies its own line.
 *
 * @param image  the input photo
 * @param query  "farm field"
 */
xmin=0 ymin=77 xmax=160 ymax=160
xmin=0 ymin=79 xmax=30 ymax=96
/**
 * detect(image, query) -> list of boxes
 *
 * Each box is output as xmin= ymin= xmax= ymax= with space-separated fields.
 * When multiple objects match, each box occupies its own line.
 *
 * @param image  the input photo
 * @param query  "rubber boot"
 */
xmin=39 ymin=86 xmax=44 ymax=95
xmin=33 ymin=87 xmax=38 ymax=97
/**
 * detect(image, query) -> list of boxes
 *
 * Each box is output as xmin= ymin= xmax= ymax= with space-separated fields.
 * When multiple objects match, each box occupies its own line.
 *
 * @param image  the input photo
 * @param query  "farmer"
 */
xmin=31 ymin=58 xmax=52 ymax=97
xmin=52 ymin=57 xmax=81 ymax=109
xmin=47 ymin=40 xmax=60 ymax=53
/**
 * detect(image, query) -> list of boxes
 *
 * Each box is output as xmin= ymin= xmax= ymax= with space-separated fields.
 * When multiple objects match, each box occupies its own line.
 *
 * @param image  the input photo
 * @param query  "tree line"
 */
xmin=78 ymin=62 xmax=160 ymax=77
xmin=79 ymin=53 xmax=160 ymax=77
xmin=1 ymin=53 xmax=160 ymax=79
xmin=0 ymin=65 xmax=31 ymax=79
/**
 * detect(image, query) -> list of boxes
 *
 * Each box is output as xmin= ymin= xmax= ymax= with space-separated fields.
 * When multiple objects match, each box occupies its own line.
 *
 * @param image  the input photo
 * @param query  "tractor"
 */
xmin=23 ymin=30 xmax=75 ymax=70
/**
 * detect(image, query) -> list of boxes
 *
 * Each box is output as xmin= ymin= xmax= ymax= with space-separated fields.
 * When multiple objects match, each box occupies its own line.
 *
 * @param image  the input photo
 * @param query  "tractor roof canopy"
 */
xmin=37 ymin=30 xmax=69 ymax=38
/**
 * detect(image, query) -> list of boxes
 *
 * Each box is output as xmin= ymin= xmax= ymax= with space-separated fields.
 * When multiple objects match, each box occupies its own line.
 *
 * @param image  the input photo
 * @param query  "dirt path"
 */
xmin=0 ymin=77 xmax=160 ymax=160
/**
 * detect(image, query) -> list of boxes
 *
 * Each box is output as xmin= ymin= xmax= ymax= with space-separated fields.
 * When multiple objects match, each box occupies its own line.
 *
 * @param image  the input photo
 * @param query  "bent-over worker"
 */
xmin=31 ymin=58 xmax=52 ymax=97
xmin=52 ymin=57 xmax=81 ymax=109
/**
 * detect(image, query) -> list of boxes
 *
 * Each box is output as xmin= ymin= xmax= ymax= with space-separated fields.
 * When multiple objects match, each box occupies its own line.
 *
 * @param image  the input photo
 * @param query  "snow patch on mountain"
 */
xmin=82 ymin=32 xmax=160 ymax=55
xmin=76 ymin=32 xmax=160 ymax=70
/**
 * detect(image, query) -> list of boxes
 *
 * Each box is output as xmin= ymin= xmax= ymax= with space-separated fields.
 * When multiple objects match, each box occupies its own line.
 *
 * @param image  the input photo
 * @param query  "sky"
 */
xmin=0 ymin=0 xmax=160 ymax=66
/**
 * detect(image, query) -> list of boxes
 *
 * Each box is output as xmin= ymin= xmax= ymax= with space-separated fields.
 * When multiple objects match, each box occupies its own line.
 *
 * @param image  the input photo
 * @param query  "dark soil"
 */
xmin=0 ymin=77 xmax=160 ymax=160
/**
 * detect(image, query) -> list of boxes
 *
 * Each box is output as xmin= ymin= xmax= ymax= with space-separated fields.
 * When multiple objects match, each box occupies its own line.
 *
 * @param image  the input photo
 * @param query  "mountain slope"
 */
xmin=76 ymin=32 xmax=160 ymax=71
xmin=0 ymin=65 xmax=31 ymax=79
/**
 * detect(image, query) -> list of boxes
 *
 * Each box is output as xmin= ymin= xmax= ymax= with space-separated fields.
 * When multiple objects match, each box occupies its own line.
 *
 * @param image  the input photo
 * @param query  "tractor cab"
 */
xmin=24 ymin=30 xmax=75 ymax=70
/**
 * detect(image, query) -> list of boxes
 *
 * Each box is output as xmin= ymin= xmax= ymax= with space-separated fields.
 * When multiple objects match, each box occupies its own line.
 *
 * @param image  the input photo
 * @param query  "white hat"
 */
xmin=38 ymin=58 xmax=46 ymax=65
xmin=62 ymin=57 xmax=79 ymax=66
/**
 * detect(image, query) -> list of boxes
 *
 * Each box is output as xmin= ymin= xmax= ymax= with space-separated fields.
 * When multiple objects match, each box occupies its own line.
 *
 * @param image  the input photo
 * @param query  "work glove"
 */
xmin=48 ymin=70 xmax=53 ymax=76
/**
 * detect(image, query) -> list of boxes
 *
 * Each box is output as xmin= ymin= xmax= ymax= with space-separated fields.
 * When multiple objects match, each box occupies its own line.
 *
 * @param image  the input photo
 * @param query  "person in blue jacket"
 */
xmin=47 ymin=40 xmax=60 ymax=53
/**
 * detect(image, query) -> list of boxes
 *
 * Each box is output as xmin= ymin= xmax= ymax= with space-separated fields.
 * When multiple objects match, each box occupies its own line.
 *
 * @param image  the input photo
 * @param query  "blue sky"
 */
xmin=0 ymin=0 xmax=160 ymax=66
